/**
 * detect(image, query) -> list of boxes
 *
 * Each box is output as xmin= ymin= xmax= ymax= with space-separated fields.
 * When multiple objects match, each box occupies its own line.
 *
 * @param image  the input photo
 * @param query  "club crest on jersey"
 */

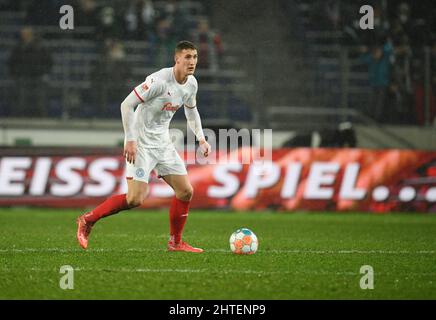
xmin=161 ymin=102 xmax=180 ymax=112
xmin=135 ymin=168 xmax=145 ymax=178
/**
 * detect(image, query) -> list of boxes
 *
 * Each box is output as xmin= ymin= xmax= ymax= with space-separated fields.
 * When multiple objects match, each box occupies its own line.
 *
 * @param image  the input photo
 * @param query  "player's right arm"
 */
xmin=121 ymin=76 xmax=165 ymax=163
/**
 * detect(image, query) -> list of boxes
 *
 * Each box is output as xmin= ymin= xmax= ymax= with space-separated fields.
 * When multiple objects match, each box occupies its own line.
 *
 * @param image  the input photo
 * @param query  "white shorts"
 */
xmin=126 ymin=146 xmax=187 ymax=183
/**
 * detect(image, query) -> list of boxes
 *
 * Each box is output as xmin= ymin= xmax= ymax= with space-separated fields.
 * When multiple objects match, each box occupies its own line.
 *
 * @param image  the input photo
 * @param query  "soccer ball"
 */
xmin=229 ymin=228 xmax=258 ymax=254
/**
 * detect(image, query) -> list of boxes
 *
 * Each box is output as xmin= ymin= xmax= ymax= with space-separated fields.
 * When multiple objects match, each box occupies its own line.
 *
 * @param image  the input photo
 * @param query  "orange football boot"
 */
xmin=76 ymin=215 xmax=95 ymax=249
xmin=167 ymin=240 xmax=203 ymax=253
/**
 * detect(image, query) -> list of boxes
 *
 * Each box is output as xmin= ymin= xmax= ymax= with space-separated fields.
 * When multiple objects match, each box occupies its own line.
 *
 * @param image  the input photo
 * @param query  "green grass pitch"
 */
xmin=0 ymin=208 xmax=435 ymax=299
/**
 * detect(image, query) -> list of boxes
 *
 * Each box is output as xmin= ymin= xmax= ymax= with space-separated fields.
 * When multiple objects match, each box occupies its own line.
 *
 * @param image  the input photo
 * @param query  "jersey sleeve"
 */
xmin=133 ymin=76 xmax=166 ymax=103
xmin=184 ymin=79 xmax=198 ymax=108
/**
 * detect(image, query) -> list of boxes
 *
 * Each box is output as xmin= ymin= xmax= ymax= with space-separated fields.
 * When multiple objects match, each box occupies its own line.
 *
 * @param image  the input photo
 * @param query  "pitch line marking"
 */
xmin=0 ymin=267 xmax=294 ymax=275
xmin=0 ymin=248 xmax=434 ymax=254
xmin=1 ymin=267 xmax=436 ymax=277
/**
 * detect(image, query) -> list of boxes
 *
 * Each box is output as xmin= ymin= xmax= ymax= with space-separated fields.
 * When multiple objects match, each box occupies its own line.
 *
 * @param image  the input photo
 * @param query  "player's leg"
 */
xmin=126 ymin=178 xmax=150 ymax=207
xmin=76 ymin=179 xmax=149 ymax=249
xmin=154 ymin=146 xmax=202 ymax=251
xmin=76 ymin=190 xmax=130 ymax=249
xmin=80 ymin=179 xmax=148 ymax=224
xmin=77 ymin=147 xmax=154 ymax=249
xmin=161 ymin=173 xmax=203 ymax=253
xmin=163 ymin=174 xmax=193 ymax=241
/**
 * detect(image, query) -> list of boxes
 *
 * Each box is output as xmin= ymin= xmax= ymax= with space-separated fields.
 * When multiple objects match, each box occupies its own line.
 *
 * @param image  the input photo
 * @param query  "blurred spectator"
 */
xmin=123 ymin=0 xmax=156 ymax=41
xmin=326 ymin=0 xmax=341 ymax=30
xmin=196 ymin=19 xmax=211 ymax=69
xmin=360 ymin=4 xmax=389 ymax=48
xmin=8 ymin=26 xmax=53 ymax=117
xmin=154 ymin=19 xmax=177 ymax=67
xmin=193 ymin=18 xmax=223 ymax=70
xmin=317 ymin=0 xmax=342 ymax=31
xmin=413 ymin=41 xmax=436 ymax=125
xmin=75 ymin=0 xmax=98 ymax=27
xmin=360 ymin=42 xmax=393 ymax=121
xmin=96 ymin=3 xmax=124 ymax=41
xmin=389 ymin=36 xmax=413 ymax=123
xmin=385 ymin=81 xmax=407 ymax=123
xmin=413 ymin=78 xmax=436 ymax=126
xmin=171 ymin=2 xmax=192 ymax=41
xmin=90 ymin=40 xmax=132 ymax=115
xmin=159 ymin=0 xmax=177 ymax=22
xmin=396 ymin=2 xmax=411 ymax=27
xmin=396 ymin=2 xmax=433 ymax=46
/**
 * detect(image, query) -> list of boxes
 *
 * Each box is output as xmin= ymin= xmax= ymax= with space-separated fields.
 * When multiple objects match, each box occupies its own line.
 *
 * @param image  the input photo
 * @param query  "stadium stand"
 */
xmin=281 ymin=0 xmax=436 ymax=126
xmin=0 ymin=0 xmax=253 ymax=124
xmin=0 ymin=0 xmax=434 ymax=150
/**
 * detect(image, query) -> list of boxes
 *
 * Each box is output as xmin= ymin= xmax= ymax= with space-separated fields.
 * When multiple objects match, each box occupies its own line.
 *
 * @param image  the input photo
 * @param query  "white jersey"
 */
xmin=132 ymin=67 xmax=198 ymax=148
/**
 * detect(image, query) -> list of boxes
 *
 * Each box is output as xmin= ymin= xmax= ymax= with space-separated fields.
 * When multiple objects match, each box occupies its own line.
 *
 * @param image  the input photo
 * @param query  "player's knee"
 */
xmin=126 ymin=194 xmax=144 ymax=208
xmin=178 ymin=186 xmax=193 ymax=201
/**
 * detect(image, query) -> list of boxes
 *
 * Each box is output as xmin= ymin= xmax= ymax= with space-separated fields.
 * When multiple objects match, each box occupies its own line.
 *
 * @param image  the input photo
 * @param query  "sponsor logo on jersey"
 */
xmin=161 ymin=102 xmax=180 ymax=112
xmin=141 ymin=83 xmax=149 ymax=91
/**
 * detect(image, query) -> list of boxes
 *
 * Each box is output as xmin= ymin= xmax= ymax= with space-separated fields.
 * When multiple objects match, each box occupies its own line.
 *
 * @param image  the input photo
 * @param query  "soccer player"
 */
xmin=76 ymin=41 xmax=211 ymax=253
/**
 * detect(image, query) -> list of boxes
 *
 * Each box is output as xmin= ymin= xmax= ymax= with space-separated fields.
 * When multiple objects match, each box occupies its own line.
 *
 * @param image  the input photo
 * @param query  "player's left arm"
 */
xmin=184 ymin=94 xmax=211 ymax=157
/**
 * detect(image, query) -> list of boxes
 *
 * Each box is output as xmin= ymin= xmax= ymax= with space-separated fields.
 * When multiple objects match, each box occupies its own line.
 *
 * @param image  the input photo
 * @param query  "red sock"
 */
xmin=84 ymin=194 xmax=129 ymax=223
xmin=169 ymin=197 xmax=190 ymax=244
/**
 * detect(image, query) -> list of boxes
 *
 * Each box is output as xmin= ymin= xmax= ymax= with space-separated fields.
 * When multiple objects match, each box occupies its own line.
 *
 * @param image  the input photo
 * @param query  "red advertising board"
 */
xmin=0 ymin=147 xmax=435 ymax=212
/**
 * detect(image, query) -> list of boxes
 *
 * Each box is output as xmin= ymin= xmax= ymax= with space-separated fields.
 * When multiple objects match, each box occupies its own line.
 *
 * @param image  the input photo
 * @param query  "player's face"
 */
xmin=175 ymin=49 xmax=198 ymax=75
